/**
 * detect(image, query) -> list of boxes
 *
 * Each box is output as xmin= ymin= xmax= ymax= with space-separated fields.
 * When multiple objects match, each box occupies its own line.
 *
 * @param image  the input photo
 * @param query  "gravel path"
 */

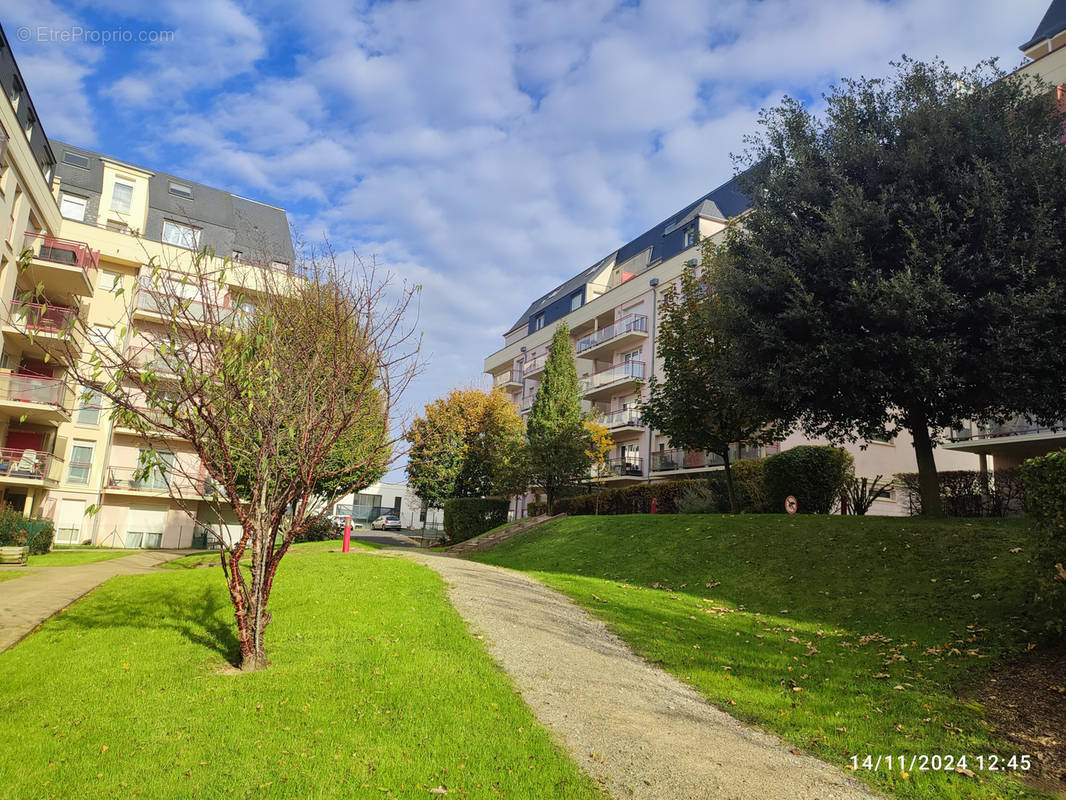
xmin=401 ymin=550 xmax=882 ymax=800
xmin=0 ymin=551 xmax=185 ymax=652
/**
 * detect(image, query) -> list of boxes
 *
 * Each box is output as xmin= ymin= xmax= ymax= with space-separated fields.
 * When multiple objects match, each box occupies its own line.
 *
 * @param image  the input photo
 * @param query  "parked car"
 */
xmin=370 ymin=514 xmax=402 ymax=531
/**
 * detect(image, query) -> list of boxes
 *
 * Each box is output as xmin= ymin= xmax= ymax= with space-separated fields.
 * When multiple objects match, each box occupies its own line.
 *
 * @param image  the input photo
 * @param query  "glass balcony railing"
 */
xmin=575 ymin=315 xmax=648 ymax=355
xmin=579 ymin=361 xmax=644 ymax=394
xmin=0 ymin=372 xmax=69 ymax=408
xmin=651 ymin=443 xmax=779 ymax=472
xmin=950 ymin=415 xmax=1066 ymax=442
xmin=0 ymin=447 xmax=63 ymax=484
xmin=599 ymin=407 xmax=643 ymax=429
xmin=7 ymin=300 xmax=80 ymax=335
xmin=602 ymin=457 xmax=643 ymax=477
xmin=494 ymin=369 xmax=522 ymax=388
xmin=106 ymin=465 xmax=216 ymax=496
xmin=22 ymin=232 xmax=99 ymax=275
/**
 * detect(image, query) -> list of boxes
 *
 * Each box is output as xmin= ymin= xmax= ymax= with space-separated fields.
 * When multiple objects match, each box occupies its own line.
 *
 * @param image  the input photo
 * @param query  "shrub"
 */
xmin=729 ymin=458 xmax=769 ymax=513
xmin=1022 ymin=451 xmax=1066 ymax=534
xmin=676 ymin=485 xmax=722 ymax=514
xmin=552 ymin=480 xmax=705 ymax=516
xmin=527 ymin=501 xmax=548 ymax=517
xmin=0 ymin=508 xmax=54 ymax=554
xmin=764 ymin=446 xmax=854 ymax=514
xmin=895 ymin=469 xmax=1025 ymax=517
xmin=443 ymin=498 xmax=509 ymax=543
xmin=295 ymin=516 xmax=340 ymax=542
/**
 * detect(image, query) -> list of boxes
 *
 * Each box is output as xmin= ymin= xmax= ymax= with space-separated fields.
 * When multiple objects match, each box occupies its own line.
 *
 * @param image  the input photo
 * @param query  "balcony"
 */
xmin=2 ymin=301 xmax=83 ymax=364
xmin=0 ymin=372 xmax=71 ymax=425
xmin=519 ymin=391 xmax=536 ymax=414
xmin=522 ymin=353 xmax=548 ymax=379
xmin=133 ymin=285 xmax=235 ymax=325
xmin=104 ymin=465 xmax=216 ymax=498
xmin=598 ymin=407 xmax=644 ymax=435
xmin=580 ymin=360 xmax=644 ymax=402
xmin=0 ymin=447 xmax=63 ymax=487
xmin=21 ymin=233 xmax=98 ymax=297
xmin=601 ymin=457 xmax=643 ymax=479
xmin=575 ymin=315 xmax=648 ymax=358
xmin=113 ymin=407 xmax=185 ymax=439
xmin=651 ymin=443 xmax=779 ymax=473
xmin=493 ymin=369 xmax=523 ymax=391
xmin=943 ymin=414 xmax=1066 ymax=460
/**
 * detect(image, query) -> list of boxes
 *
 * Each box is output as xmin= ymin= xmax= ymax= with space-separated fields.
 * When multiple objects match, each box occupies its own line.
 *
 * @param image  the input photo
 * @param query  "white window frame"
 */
xmin=67 ymin=440 xmax=95 ymax=485
xmin=99 ymin=270 xmax=122 ymax=292
xmin=162 ymin=220 xmax=200 ymax=250
xmin=534 ymin=313 xmax=545 ymax=331
xmin=110 ymin=179 xmax=135 ymax=213
xmin=75 ymin=388 xmax=102 ymax=426
xmin=168 ymin=181 xmax=193 ymax=199
xmin=59 ymin=192 xmax=87 ymax=222
xmin=570 ymin=291 xmax=582 ymax=312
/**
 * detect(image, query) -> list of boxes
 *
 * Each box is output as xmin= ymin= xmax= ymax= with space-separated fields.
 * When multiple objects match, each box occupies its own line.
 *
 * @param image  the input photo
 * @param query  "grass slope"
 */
xmin=0 ymin=542 xmax=602 ymax=799
xmin=473 ymin=514 xmax=1055 ymax=800
xmin=28 ymin=550 xmax=132 ymax=567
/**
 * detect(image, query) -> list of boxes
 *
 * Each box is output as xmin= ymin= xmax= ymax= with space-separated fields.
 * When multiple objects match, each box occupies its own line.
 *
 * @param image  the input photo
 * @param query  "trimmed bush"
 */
xmin=1022 ymin=451 xmax=1066 ymax=534
xmin=553 ymin=480 xmax=705 ymax=516
xmin=895 ymin=469 xmax=1025 ymax=517
xmin=443 ymin=498 xmax=509 ymax=543
xmin=0 ymin=509 xmax=54 ymax=554
xmin=764 ymin=446 xmax=854 ymax=514
xmin=295 ymin=516 xmax=340 ymax=542
xmin=676 ymin=484 xmax=721 ymax=514
xmin=528 ymin=502 xmax=548 ymax=517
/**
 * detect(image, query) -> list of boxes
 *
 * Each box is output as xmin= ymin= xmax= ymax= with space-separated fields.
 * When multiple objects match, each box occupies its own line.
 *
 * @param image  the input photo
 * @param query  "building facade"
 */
xmin=484 ymin=176 xmax=980 ymax=517
xmin=0 ymin=24 xmax=295 ymax=548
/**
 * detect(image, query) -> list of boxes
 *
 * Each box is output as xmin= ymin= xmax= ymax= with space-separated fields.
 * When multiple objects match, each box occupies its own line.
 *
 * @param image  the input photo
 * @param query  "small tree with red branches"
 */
xmin=20 ymin=245 xmax=419 ymax=671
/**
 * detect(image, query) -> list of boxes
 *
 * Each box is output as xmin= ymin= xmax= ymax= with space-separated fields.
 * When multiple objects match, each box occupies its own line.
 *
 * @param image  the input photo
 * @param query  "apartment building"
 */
xmin=0 ymin=25 xmax=295 ymax=548
xmin=484 ymin=175 xmax=980 ymax=516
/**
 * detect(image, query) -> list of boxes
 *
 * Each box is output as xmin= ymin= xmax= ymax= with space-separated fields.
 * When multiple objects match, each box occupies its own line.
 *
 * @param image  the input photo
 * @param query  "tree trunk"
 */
xmin=907 ymin=408 xmax=943 ymax=517
xmin=722 ymin=450 xmax=738 ymax=514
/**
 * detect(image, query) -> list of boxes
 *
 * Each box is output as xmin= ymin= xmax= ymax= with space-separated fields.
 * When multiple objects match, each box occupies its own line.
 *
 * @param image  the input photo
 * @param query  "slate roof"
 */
xmin=506 ymin=171 xmax=751 ymax=333
xmin=1021 ymin=0 xmax=1066 ymax=51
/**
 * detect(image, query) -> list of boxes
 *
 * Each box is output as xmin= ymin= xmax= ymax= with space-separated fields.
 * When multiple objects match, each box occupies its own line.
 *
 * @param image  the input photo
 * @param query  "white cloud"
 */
xmin=4 ymin=0 xmax=1053 ymax=444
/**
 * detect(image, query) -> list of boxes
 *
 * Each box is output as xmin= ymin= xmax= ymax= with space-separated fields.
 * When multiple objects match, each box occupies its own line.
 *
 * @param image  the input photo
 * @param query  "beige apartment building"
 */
xmin=484 ymin=180 xmax=981 ymax=517
xmin=0 ymin=25 xmax=294 ymax=548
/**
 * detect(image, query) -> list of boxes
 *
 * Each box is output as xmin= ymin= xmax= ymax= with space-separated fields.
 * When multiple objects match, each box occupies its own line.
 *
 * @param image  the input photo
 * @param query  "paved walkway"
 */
xmin=0 ymin=551 xmax=185 ymax=652
xmin=401 ymin=551 xmax=882 ymax=800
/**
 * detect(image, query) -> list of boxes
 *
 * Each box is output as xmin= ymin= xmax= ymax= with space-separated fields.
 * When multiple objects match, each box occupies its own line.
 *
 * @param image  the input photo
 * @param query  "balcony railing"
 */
xmin=579 ymin=360 xmax=645 ymax=394
xmin=602 ymin=457 xmax=643 ymax=478
xmin=0 ymin=372 xmax=68 ymax=408
xmin=523 ymin=353 xmax=548 ymax=377
xmin=575 ymin=315 xmax=648 ymax=355
xmin=0 ymin=447 xmax=63 ymax=483
xmin=7 ymin=300 xmax=79 ymax=334
xmin=135 ymin=285 xmax=233 ymax=323
xmin=113 ymin=406 xmax=179 ymax=433
xmin=106 ymin=465 xmax=215 ymax=496
xmin=599 ymin=407 xmax=643 ymax=429
xmin=22 ymin=232 xmax=99 ymax=274
xmin=950 ymin=415 xmax=1066 ymax=442
xmin=520 ymin=392 xmax=536 ymax=412
xmin=494 ymin=369 xmax=522 ymax=388
xmin=651 ymin=443 xmax=779 ymax=472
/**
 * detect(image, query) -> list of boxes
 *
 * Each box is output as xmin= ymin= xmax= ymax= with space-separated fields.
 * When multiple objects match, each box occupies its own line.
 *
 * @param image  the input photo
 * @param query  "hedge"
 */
xmin=763 ymin=446 xmax=854 ymax=514
xmin=295 ymin=516 xmax=340 ymax=542
xmin=0 ymin=508 xmax=54 ymax=554
xmin=895 ymin=469 xmax=1025 ymax=517
xmin=443 ymin=498 xmax=510 ymax=543
xmin=1021 ymin=451 xmax=1066 ymax=534
xmin=552 ymin=480 xmax=705 ymax=516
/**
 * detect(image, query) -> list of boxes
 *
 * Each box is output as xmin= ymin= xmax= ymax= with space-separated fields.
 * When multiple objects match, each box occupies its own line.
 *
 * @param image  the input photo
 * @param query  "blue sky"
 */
xmin=3 ymin=0 xmax=1050 ymax=447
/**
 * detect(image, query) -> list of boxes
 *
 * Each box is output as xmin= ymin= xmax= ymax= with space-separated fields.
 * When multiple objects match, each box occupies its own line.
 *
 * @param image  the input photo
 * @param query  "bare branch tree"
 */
xmin=19 ymin=243 xmax=420 ymax=670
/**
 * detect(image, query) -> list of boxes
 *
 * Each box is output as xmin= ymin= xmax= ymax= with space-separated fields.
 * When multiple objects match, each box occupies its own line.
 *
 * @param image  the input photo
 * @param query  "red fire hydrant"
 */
xmin=342 ymin=516 xmax=352 ymax=553
xmin=650 ymin=498 xmax=658 ymax=514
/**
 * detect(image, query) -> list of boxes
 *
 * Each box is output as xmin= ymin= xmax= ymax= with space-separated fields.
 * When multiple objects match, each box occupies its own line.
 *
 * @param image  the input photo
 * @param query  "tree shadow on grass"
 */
xmin=44 ymin=574 xmax=240 ymax=665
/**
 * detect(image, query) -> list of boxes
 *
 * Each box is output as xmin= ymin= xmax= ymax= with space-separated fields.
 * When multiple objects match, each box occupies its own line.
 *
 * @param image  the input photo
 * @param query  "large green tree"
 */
xmin=527 ymin=324 xmax=593 ymax=512
xmin=406 ymin=387 xmax=527 ymax=512
xmin=718 ymin=57 xmax=1066 ymax=515
xmin=640 ymin=256 xmax=786 ymax=513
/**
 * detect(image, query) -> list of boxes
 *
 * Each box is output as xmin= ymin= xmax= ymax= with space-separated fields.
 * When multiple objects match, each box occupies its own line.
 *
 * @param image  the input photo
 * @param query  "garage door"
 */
xmin=126 ymin=506 xmax=167 ymax=549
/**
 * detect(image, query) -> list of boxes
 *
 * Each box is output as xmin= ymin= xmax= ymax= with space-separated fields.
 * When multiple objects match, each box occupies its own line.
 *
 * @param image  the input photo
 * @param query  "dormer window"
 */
xmin=570 ymin=291 xmax=583 ymax=312
xmin=111 ymin=179 xmax=135 ymax=213
xmin=168 ymin=181 xmax=193 ymax=199
xmin=63 ymin=151 xmax=90 ymax=169
xmin=683 ymin=227 xmax=696 ymax=248
xmin=534 ymin=313 xmax=545 ymax=331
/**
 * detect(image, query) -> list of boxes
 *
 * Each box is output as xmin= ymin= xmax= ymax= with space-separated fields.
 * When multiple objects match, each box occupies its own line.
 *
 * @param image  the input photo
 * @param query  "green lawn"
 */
xmin=0 ymin=569 xmax=32 ymax=583
xmin=28 ymin=550 xmax=132 ymax=567
xmin=0 ymin=543 xmax=602 ymax=799
xmin=473 ymin=514 xmax=1057 ymax=800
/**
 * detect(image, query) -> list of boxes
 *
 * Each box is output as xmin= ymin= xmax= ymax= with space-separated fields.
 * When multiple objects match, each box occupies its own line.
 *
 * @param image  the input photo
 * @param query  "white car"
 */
xmin=370 ymin=514 xmax=402 ymax=531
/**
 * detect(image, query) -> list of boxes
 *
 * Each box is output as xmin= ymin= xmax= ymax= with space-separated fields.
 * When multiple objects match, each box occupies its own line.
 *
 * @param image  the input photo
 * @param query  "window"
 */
xmin=111 ymin=179 xmax=134 ymax=213
xmin=67 ymin=441 xmax=95 ymax=485
xmin=62 ymin=151 xmax=90 ymax=169
xmin=76 ymin=388 xmax=102 ymax=426
xmin=162 ymin=220 xmax=200 ymax=249
xmin=683 ymin=227 xmax=696 ymax=248
xmin=168 ymin=181 xmax=193 ymax=199
xmin=59 ymin=193 xmax=87 ymax=222
xmin=90 ymin=325 xmax=116 ymax=349
xmin=99 ymin=270 xmax=122 ymax=292
xmin=570 ymin=291 xmax=583 ymax=312
xmin=270 ymin=260 xmax=289 ymax=272
xmin=534 ymin=313 xmax=545 ymax=331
